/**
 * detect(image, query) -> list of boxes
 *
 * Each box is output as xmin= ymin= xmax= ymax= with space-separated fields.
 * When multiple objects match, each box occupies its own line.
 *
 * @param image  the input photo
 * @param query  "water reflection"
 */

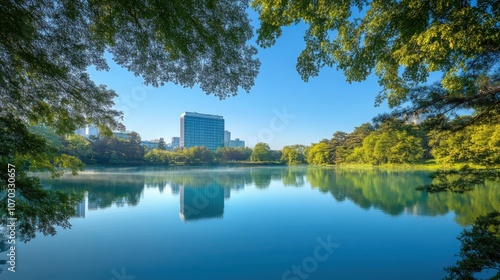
xmin=305 ymin=167 xmax=500 ymax=225
xmin=180 ymin=185 xmax=225 ymax=221
xmin=74 ymin=194 xmax=87 ymax=218
xmin=42 ymin=173 xmax=144 ymax=210
xmin=4 ymin=166 xmax=497 ymax=279
xmin=38 ymin=166 xmax=500 ymax=226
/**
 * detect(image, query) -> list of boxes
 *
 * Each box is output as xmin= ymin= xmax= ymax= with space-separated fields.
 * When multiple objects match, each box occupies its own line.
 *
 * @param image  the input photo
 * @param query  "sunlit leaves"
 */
xmin=252 ymin=0 xmax=500 ymax=112
xmin=429 ymin=124 xmax=500 ymax=167
xmin=251 ymin=142 xmax=272 ymax=162
xmin=281 ymin=144 xmax=307 ymax=164
xmin=2 ymin=0 xmax=260 ymax=139
xmin=144 ymin=149 xmax=170 ymax=165
xmin=98 ymin=0 xmax=260 ymax=99
xmin=306 ymin=142 xmax=331 ymax=165
xmin=0 ymin=117 xmax=83 ymax=242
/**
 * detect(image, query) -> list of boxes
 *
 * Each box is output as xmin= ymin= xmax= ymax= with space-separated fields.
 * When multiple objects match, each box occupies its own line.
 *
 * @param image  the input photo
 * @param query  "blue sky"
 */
xmin=87 ymin=10 xmax=393 ymax=150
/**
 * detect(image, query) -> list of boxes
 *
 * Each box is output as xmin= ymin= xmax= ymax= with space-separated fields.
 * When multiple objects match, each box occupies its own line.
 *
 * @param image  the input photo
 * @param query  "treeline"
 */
xmin=31 ymin=127 xmax=283 ymax=166
xmin=32 ymin=116 xmax=500 ymax=167
xmin=144 ymin=143 xmax=283 ymax=165
xmin=282 ymin=117 xmax=500 ymax=167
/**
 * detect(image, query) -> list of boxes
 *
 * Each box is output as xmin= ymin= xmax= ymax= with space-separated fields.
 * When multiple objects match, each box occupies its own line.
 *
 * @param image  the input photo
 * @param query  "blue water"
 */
xmin=2 ymin=166 xmax=498 ymax=280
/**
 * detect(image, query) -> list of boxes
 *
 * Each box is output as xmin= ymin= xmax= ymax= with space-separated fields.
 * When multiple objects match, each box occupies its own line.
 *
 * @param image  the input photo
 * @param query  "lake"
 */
xmin=1 ymin=165 xmax=499 ymax=280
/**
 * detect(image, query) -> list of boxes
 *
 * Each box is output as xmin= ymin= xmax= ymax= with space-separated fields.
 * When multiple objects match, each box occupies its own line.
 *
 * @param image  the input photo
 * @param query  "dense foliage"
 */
xmin=28 ymin=129 xmax=288 ymax=166
xmin=0 ymin=118 xmax=83 ymax=243
xmin=299 ymin=117 xmax=499 ymax=169
xmin=281 ymin=144 xmax=307 ymax=164
xmin=2 ymin=0 xmax=499 ymax=276
xmin=252 ymin=0 xmax=500 ymax=124
xmin=1 ymin=0 xmax=260 ymax=248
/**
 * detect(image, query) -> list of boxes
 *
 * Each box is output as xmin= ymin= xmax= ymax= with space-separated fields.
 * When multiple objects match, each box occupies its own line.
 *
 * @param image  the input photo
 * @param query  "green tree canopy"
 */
xmin=2 ymin=0 xmax=260 ymax=133
xmin=216 ymin=147 xmax=252 ymax=162
xmin=252 ymin=0 xmax=500 ymax=126
xmin=281 ymin=144 xmax=307 ymax=164
xmin=306 ymin=142 xmax=331 ymax=165
xmin=1 ymin=0 xmax=259 ymax=245
xmin=251 ymin=2 xmax=500 ymax=273
xmin=186 ymin=146 xmax=215 ymax=165
xmin=157 ymin=138 xmax=167 ymax=150
xmin=250 ymin=142 xmax=272 ymax=162
xmin=144 ymin=148 xmax=170 ymax=165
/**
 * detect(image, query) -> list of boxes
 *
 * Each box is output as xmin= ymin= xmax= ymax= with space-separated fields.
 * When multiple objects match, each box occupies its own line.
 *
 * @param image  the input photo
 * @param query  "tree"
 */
xmin=389 ymin=131 xmax=424 ymax=164
xmin=336 ymin=123 xmax=374 ymax=164
xmin=252 ymin=0 xmax=499 ymax=120
xmin=270 ymin=149 xmax=283 ymax=162
xmin=326 ymin=131 xmax=348 ymax=164
xmin=250 ymin=143 xmax=272 ymax=162
xmin=126 ymin=132 xmax=145 ymax=163
xmin=0 ymin=116 xmax=83 ymax=243
xmin=186 ymin=146 xmax=215 ymax=165
xmin=1 ymin=0 xmax=260 ymax=243
xmin=429 ymin=123 xmax=500 ymax=168
xmin=157 ymin=138 xmax=167 ymax=150
xmin=216 ymin=146 xmax=252 ymax=162
xmin=355 ymin=127 xmax=424 ymax=165
xmin=281 ymin=144 xmax=307 ymax=164
xmin=29 ymin=126 xmax=65 ymax=150
xmin=144 ymin=149 xmax=170 ymax=165
xmin=66 ymin=134 xmax=95 ymax=164
xmin=2 ymin=0 xmax=259 ymax=130
xmin=253 ymin=1 xmax=499 ymax=273
xmin=306 ymin=142 xmax=331 ymax=165
xmin=169 ymin=148 xmax=188 ymax=165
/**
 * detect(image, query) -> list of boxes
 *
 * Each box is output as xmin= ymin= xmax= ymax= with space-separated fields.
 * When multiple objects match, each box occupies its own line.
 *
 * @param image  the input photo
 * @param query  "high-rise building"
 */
xmin=224 ymin=130 xmax=231 ymax=146
xmin=180 ymin=112 xmax=224 ymax=151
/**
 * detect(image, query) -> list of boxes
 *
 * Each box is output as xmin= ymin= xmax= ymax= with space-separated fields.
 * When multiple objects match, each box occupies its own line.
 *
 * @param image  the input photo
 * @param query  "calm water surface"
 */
xmin=2 ymin=166 xmax=499 ymax=280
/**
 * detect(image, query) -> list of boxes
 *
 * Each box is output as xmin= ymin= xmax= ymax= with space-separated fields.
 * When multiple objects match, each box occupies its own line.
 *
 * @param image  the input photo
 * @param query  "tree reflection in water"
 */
xmin=2 ymin=166 xmax=497 ymax=248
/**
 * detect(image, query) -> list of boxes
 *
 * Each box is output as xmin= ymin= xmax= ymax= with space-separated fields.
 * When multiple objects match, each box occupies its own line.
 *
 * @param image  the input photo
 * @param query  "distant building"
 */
xmin=75 ymin=124 xmax=99 ymax=138
xmin=224 ymin=130 xmax=231 ymax=146
xmin=171 ymin=137 xmax=180 ymax=149
xmin=112 ymin=131 xmax=131 ymax=140
xmin=180 ymin=112 xmax=224 ymax=151
xmin=141 ymin=140 xmax=159 ymax=150
xmin=229 ymin=138 xmax=245 ymax=148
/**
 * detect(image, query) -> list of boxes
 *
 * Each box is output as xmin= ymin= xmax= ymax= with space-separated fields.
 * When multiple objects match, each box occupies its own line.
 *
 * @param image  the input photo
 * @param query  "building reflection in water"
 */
xmin=179 ymin=184 xmax=225 ymax=221
xmin=74 ymin=192 xmax=88 ymax=218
